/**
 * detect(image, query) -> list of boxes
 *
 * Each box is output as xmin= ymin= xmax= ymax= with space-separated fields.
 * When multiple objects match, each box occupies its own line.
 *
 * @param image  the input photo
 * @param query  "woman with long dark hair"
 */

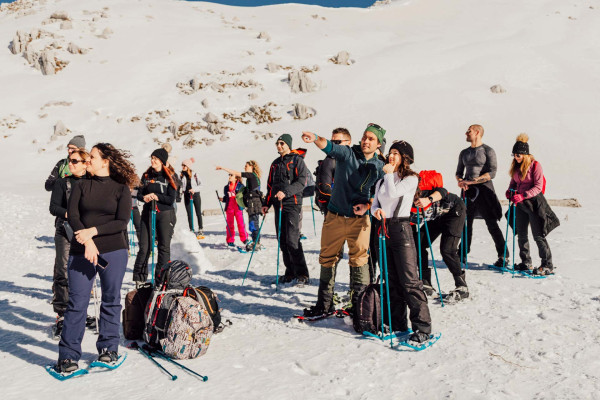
xmin=132 ymin=148 xmax=178 ymax=286
xmin=506 ymin=134 xmax=558 ymax=275
xmin=216 ymin=160 xmax=263 ymax=251
xmin=181 ymin=158 xmax=203 ymax=236
xmin=371 ymin=141 xmax=432 ymax=343
xmin=49 ymin=148 xmax=90 ymax=338
xmin=55 ymin=143 xmax=138 ymax=373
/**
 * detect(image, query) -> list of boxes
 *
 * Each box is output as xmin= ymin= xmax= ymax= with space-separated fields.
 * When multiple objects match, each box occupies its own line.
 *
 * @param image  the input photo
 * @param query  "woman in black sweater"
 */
xmin=132 ymin=148 xmax=178 ymax=285
xmin=48 ymin=148 xmax=89 ymax=337
xmin=56 ymin=143 xmax=138 ymax=373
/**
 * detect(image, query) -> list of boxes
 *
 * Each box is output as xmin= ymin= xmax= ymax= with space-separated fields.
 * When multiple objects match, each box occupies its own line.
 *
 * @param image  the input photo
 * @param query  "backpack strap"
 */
xmin=392 ymin=196 xmax=404 ymax=219
xmin=65 ymin=178 xmax=72 ymax=199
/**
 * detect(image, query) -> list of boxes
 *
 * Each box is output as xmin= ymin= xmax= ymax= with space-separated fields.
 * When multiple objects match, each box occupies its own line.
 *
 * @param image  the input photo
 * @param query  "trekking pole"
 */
xmin=420 ymin=207 xmax=444 ymax=307
xmin=137 ymin=346 xmax=178 ymax=381
xmin=92 ymin=274 xmax=100 ymax=335
xmin=381 ymin=224 xmax=393 ymax=347
xmin=310 ymin=196 xmax=317 ymax=236
xmin=463 ymin=193 xmax=468 ymax=270
xmin=502 ymin=193 xmax=514 ymax=272
xmin=242 ymin=214 xmax=267 ymax=285
xmin=378 ymin=230 xmax=385 ymax=340
xmin=190 ymin=198 xmax=194 ymax=233
xmin=151 ymin=200 xmax=157 ymax=286
xmin=215 ymin=190 xmax=229 ymax=233
xmin=275 ymin=200 xmax=282 ymax=291
xmin=512 ymin=201 xmax=516 ymax=277
xmin=417 ymin=210 xmax=422 ymax=280
xmin=152 ymin=350 xmax=208 ymax=381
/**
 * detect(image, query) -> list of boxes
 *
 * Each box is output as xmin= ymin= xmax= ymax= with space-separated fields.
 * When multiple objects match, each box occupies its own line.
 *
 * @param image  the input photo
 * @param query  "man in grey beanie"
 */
xmin=45 ymin=135 xmax=86 ymax=191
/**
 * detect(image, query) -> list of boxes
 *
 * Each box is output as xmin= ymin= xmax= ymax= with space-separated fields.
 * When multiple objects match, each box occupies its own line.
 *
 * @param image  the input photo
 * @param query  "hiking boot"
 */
xmin=245 ymin=240 xmax=254 ymax=252
xmin=57 ymin=359 xmax=79 ymax=373
xmin=303 ymin=303 xmax=335 ymax=317
xmin=300 ymin=234 xmax=307 ymax=240
xmin=296 ymin=276 xmax=309 ymax=286
xmin=422 ymin=280 xmax=435 ymax=296
xmin=277 ymin=275 xmax=294 ymax=284
xmin=447 ymin=286 xmax=469 ymax=302
xmin=227 ymin=242 xmax=235 ymax=248
xmin=135 ymin=281 xmax=145 ymax=289
xmin=533 ymin=265 xmax=554 ymax=276
xmin=409 ymin=330 xmax=431 ymax=344
xmin=98 ymin=348 xmax=119 ymax=363
xmin=493 ymin=257 xmax=510 ymax=268
xmin=515 ymin=262 xmax=533 ymax=271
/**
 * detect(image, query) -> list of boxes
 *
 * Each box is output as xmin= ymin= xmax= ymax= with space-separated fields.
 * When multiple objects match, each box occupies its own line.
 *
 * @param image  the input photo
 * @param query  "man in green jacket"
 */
xmin=301 ymin=124 xmax=385 ymax=317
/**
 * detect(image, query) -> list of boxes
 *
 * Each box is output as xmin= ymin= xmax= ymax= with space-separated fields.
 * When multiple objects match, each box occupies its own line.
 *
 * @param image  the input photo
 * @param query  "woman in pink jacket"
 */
xmin=506 ymin=134 xmax=554 ymax=275
xmin=221 ymin=174 xmax=250 ymax=248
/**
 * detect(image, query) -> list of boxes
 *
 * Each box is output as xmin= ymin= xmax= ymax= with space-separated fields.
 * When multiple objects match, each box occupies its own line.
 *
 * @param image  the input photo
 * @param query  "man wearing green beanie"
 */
xmin=301 ymin=124 xmax=385 ymax=318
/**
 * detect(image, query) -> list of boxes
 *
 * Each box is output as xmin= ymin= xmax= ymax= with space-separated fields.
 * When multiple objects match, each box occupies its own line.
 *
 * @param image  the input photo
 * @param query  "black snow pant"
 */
xmin=466 ymin=199 xmax=506 ymax=258
xmin=184 ymin=192 xmax=203 ymax=231
xmin=132 ymin=206 xmax=141 ymax=241
xmin=384 ymin=220 xmax=431 ymax=334
xmin=515 ymin=204 xmax=553 ymax=268
xmin=416 ymin=202 xmax=467 ymax=286
xmin=53 ymin=223 xmax=70 ymax=316
xmin=133 ymin=207 xmax=176 ymax=282
xmin=273 ymin=203 xmax=309 ymax=279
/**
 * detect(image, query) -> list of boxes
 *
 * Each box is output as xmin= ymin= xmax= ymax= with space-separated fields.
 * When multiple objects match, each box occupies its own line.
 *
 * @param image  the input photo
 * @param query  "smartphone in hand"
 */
xmin=97 ymin=256 xmax=109 ymax=270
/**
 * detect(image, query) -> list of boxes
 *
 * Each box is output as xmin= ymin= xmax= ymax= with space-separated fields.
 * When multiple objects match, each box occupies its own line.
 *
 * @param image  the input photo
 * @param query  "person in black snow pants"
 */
xmin=456 ymin=124 xmax=507 ymax=267
xmin=55 ymin=143 xmax=138 ymax=373
xmin=48 ymin=148 xmax=90 ymax=338
xmin=45 ymin=135 xmax=86 ymax=192
xmin=372 ymin=141 xmax=432 ymax=343
xmin=216 ymin=160 xmax=264 ymax=251
xmin=413 ymin=182 xmax=468 ymax=302
xmin=181 ymin=157 xmax=203 ymax=236
xmin=132 ymin=148 xmax=178 ymax=287
xmin=262 ymin=134 xmax=310 ymax=285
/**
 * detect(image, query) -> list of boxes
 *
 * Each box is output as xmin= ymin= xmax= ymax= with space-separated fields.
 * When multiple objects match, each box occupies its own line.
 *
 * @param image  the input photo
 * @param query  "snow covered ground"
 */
xmin=1 ymin=0 xmax=599 ymax=398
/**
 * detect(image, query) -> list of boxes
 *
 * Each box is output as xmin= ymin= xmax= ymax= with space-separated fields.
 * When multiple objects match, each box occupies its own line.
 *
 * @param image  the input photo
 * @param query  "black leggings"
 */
xmin=184 ymin=192 xmax=203 ymax=231
xmin=132 ymin=207 xmax=176 ymax=282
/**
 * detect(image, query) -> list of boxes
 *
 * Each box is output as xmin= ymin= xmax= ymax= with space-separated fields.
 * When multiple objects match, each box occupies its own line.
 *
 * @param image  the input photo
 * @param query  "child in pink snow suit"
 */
xmin=222 ymin=174 xmax=250 ymax=247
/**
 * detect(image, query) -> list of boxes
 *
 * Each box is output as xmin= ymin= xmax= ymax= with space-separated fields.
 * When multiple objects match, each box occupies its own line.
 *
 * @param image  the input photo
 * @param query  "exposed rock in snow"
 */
xmin=201 ymin=99 xmax=209 ymax=108
xmin=99 ymin=27 xmax=113 ymax=39
xmin=51 ymin=120 xmax=70 ymax=140
xmin=41 ymin=101 xmax=73 ymax=110
xmin=40 ymin=50 xmax=58 ymax=75
xmin=291 ymin=103 xmax=316 ymax=120
xmin=490 ymin=84 xmax=506 ymax=94
xmin=288 ymin=70 xmax=316 ymax=93
xmin=50 ymin=11 xmax=70 ymax=20
xmin=257 ymin=31 xmax=271 ymax=41
xmin=60 ymin=20 xmax=73 ymax=30
xmin=204 ymin=112 xmax=219 ymax=123
xmin=248 ymin=93 xmax=259 ymax=100
xmin=67 ymin=42 xmax=89 ymax=55
xmin=266 ymin=62 xmax=280 ymax=73
xmin=242 ymin=65 xmax=256 ymax=74
xmin=329 ymin=51 xmax=353 ymax=65
xmin=10 ymin=30 xmax=28 ymax=54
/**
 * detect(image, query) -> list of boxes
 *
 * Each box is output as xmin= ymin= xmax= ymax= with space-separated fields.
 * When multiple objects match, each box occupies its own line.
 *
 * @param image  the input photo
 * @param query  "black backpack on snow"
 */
xmin=155 ymin=260 xmax=193 ymax=290
xmin=353 ymin=284 xmax=382 ymax=335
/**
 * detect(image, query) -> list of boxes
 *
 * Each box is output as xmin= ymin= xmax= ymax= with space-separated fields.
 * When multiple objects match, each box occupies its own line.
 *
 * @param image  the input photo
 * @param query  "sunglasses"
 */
xmin=68 ymin=158 xmax=86 ymax=165
xmin=331 ymin=140 xmax=343 ymax=144
xmin=275 ymin=141 xmax=286 ymax=146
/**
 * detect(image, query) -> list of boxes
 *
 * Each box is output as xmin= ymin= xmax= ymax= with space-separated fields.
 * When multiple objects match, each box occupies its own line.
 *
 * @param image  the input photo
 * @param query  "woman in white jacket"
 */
xmin=181 ymin=158 xmax=203 ymax=235
xmin=371 ymin=141 xmax=432 ymax=343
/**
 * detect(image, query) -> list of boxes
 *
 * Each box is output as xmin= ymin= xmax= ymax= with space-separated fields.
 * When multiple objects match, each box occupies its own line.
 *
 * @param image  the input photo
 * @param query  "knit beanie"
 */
xmin=512 ymin=133 xmax=529 ymax=155
xmin=390 ymin=140 xmax=414 ymax=164
xmin=151 ymin=148 xmax=169 ymax=165
xmin=68 ymin=135 xmax=86 ymax=149
xmin=182 ymin=157 xmax=195 ymax=169
xmin=365 ymin=124 xmax=386 ymax=145
xmin=277 ymin=133 xmax=293 ymax=149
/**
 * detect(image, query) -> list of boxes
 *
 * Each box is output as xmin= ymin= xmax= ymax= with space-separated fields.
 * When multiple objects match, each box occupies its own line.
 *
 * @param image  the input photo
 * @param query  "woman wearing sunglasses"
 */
xmin=48 ymin=149 xmax=90 ymax=339
xmin=55 ymin=143 xmax=138 ymax=374
xmin=506 ymin=134 xmax=559 ymax=275
xmin=132 ymin=148 xmax=178 ymax=286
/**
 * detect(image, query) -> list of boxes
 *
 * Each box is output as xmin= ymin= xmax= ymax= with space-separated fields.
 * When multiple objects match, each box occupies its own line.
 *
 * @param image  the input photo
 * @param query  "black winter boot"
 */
xmin=304 ymin=266 xmax=335 ymax=316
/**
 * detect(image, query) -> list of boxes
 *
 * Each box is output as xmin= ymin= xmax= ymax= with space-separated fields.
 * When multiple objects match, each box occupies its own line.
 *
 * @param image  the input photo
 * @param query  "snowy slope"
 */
xmin=0 ymin=0 xmax=599 ymax=399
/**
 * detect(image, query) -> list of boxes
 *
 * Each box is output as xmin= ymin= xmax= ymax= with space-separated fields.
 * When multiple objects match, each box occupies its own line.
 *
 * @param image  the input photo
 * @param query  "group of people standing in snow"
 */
xmin=44 ymin=120 xmax=558 ymax=370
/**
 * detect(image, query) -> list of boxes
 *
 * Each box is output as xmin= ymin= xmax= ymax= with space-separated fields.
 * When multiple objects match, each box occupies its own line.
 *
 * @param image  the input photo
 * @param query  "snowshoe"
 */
xmin=277 ymin=275 xmax=295 ymax=284
xmin=533 ymin=266 xmax=554 ymax=276
xmin=493 ymin=257 xmax=510 ymax=268
xmin=98 ymin=349 xmax=119 ymax=363
xmin=295 ymin=276 xmax=309 ymax=287
xmin=422 ymin=280 xmax=435 ymax=297
xmin=408 ymin=330 xmax=430 ymax=344
xmin=514 ymin=262 xmax=533 ymax=272
xmin=300 ymin=234 xmax=307 ymax=240
xmin=303 ymin=303 xmax=335 ymax=318
xmin=444 ymin=286 xmax=469 ymax=303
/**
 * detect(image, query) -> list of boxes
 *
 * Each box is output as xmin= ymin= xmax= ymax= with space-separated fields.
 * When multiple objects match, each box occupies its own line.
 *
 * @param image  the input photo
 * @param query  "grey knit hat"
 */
xmin=68 ymin=135 xmax=86 ymax=149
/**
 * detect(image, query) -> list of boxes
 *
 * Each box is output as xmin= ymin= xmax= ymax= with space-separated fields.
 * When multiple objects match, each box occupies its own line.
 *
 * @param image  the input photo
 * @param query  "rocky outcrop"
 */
xmin=257 ymin=31 xmax=271 ymax=41
xmin=288 ymin=70 xmax=316 ymax=93
xmin=329 ymin=51 xmax=353 ymax=65
xmin=490 ymin=85 xmax=506 ymax=94
xmin=291 ymin=103 xmax=316 ymax=120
